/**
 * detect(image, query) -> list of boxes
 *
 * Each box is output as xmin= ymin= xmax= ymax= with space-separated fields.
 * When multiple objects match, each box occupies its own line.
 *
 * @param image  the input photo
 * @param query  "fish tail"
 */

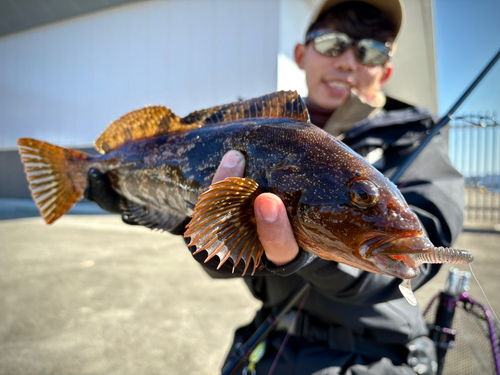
xmin=17 ymin=138 xmax=92 ymax=224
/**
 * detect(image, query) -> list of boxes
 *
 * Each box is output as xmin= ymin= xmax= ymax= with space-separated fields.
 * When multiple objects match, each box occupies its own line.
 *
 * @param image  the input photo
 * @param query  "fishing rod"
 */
xmin=391 ymin=47 xmax=500 ymax=183
xmin=221 ymin=47 xmax=500 ymax=375
xmin=221 ymin=280 xmax=310 ymax=375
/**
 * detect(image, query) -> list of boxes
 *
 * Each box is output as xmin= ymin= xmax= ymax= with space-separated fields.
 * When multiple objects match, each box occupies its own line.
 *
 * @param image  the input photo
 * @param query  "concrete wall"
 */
xmin=0 ymin=0 xmax=282 ymax=198
xmin=0 ymin=0 xmax=280 ymax=151
xmin=384 ymin=0 xmax=438 ymax=115
xmin=276 ymin=0 xmax=311 ymax=96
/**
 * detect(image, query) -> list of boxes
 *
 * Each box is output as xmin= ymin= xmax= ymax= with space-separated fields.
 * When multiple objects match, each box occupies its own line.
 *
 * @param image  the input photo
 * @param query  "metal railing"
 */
xmin=449 ymin=112 xmax=500 ymax=224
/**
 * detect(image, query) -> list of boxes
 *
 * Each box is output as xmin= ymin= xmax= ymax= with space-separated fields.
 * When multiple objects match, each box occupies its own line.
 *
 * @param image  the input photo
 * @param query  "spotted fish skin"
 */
xmin=97 ymin=118 xmax=422 ymax=275
xmin=101 ymin=118 xmax=325 ymax=214
xmin=17 ymin=91 xmax=434 ymax=280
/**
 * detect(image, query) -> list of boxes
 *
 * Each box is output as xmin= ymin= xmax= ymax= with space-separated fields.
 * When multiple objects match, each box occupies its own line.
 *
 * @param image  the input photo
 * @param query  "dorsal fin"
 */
xmin=94 ymin=91 xmax=310 ymax=154
xmin=181 ymin=90 xmax=310 ymax=125
xmin=94 ymin=106 xmax=199 ymax=154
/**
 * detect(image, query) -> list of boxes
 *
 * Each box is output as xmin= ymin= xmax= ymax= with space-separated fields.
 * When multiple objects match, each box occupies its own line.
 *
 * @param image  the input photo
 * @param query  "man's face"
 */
xmin=294 ymin=39 xmax=392 ymax=110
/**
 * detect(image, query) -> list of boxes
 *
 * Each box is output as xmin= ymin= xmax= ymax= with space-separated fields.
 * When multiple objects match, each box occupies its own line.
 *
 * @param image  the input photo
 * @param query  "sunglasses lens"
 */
xmin=313 ymin=33 xmax=351 ymax=57
xmin=309 ymin=32 xmax=390 ymax=66
xmin=355 ymin=39 xmax=389 ymax=66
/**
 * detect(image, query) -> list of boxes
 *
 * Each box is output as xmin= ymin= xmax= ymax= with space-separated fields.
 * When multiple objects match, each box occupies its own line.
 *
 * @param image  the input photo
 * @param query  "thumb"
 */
xmin=254 ymin=193 xmax=299 ymax=266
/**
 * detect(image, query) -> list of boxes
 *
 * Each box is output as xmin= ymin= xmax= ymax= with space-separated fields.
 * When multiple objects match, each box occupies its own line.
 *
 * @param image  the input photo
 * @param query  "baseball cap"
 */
xmin=306 ymin=0 xmax=404 ymax=40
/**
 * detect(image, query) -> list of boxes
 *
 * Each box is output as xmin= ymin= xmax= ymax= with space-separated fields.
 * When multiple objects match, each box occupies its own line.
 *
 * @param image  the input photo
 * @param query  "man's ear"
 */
xmin=294 ymin=43 xmax=306 ymax=69
xmin=379 ymin=63 xmax=393 ymax=87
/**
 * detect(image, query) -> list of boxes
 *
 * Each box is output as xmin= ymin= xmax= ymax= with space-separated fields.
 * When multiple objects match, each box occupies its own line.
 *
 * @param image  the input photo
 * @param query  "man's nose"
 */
xmin=333 ymin=46 xmax=357 ymax=72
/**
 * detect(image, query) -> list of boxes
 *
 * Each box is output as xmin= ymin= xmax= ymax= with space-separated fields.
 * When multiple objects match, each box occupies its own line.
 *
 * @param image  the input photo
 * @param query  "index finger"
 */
xmin=212 ymin=150 xmax=246 ymax=183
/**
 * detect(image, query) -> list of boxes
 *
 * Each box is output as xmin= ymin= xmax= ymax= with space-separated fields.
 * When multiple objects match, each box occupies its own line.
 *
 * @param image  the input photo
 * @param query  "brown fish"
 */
xmin=17 ymin=91 xmax=473 ymax=305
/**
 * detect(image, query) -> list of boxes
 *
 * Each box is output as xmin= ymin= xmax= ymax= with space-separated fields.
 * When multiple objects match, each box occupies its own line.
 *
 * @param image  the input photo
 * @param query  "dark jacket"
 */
xmin=188 ymin=98 xmax=464 ymax=346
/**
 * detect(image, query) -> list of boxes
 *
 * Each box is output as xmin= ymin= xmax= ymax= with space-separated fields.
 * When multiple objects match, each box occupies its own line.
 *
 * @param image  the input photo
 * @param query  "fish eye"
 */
xmin=348 ymin=180 xmax=379 ymax=209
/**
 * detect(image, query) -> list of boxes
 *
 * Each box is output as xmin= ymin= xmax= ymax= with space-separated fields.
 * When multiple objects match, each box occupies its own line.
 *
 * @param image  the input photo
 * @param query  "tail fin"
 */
xmin=17 ymin=138 xmax=91 ymax=224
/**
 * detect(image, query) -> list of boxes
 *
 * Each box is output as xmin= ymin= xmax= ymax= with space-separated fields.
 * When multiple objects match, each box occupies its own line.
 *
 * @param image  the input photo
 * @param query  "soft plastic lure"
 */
xmin=400 ymin=247 xmax=474 ymax=305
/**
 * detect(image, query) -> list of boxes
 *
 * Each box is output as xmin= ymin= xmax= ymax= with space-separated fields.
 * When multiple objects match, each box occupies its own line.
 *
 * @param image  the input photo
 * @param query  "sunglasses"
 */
xmin=305 ymin=30 xmax=392 ymax=66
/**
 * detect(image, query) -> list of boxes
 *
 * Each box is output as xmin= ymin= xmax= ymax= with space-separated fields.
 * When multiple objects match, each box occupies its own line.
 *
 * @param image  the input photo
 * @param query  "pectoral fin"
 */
xmin=184 ymin=177 xmax=264 ymax=275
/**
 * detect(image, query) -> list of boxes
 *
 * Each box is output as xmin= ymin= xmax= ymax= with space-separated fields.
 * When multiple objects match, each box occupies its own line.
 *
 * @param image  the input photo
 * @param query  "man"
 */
xmin=86 ymin=1 xmax=464 ymax=373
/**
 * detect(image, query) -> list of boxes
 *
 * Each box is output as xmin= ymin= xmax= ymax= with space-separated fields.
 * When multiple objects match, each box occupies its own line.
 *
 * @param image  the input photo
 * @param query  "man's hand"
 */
xmin=212 ymin=150 xmax=299 ymax=266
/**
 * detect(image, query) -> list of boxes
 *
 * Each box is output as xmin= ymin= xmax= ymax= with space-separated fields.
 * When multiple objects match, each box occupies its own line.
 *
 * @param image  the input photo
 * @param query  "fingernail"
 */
xmin=221 ymin=150 xmax=243 ymax=168
xmin=257 ymin=195 xmax=280 ymax=222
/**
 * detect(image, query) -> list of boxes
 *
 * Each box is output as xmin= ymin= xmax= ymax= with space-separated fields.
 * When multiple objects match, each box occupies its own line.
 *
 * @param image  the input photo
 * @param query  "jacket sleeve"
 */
xmin=396 ymin=134 xmax=464 ymax=245
xmin=186 ymin=237 xmax=404 ymax=306
xmin=185 ymin=236 xmax=317 ymax=278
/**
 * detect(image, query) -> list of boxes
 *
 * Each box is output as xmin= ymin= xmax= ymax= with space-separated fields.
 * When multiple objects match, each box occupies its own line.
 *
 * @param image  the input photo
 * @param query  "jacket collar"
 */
xmin=322 ymin=90 xmax=387 ymax=138
xmin=343 ymin=105 xmax=434 ymax=142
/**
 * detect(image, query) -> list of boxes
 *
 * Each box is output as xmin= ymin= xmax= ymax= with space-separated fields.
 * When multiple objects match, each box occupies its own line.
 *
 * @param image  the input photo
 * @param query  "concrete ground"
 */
xmin=0 ymin=199 xmax=499 ymax=375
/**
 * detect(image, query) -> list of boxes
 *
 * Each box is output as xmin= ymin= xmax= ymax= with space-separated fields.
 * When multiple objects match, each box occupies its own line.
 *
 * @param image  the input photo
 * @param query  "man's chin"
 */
xmin=313 ymin=94 xmax=346 ymax=111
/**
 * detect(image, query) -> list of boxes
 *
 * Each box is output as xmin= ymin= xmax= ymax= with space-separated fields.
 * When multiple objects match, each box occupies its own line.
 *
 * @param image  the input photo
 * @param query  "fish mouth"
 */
xmin=359 ymin=235 xmax=434 ymax=279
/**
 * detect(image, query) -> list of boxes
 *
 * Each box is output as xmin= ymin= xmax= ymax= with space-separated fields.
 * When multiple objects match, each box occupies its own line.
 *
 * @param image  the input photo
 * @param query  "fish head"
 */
xmin=295 ymin=167 xmax=434 ymax=279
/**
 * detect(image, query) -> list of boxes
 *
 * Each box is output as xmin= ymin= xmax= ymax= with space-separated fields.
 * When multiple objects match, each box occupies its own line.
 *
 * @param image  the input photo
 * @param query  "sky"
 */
xmin=434 ymin=0 xmax=500 ymax=117
xmin=434 ymin=0 xmax=500 ymax=180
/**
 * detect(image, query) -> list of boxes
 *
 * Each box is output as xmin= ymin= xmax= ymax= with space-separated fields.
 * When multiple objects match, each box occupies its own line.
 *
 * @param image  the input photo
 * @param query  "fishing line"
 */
xmin=469 ymin=263 xmax=500 ymax=325
xmin=267 ymin=287 xmax=311 ymax=375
